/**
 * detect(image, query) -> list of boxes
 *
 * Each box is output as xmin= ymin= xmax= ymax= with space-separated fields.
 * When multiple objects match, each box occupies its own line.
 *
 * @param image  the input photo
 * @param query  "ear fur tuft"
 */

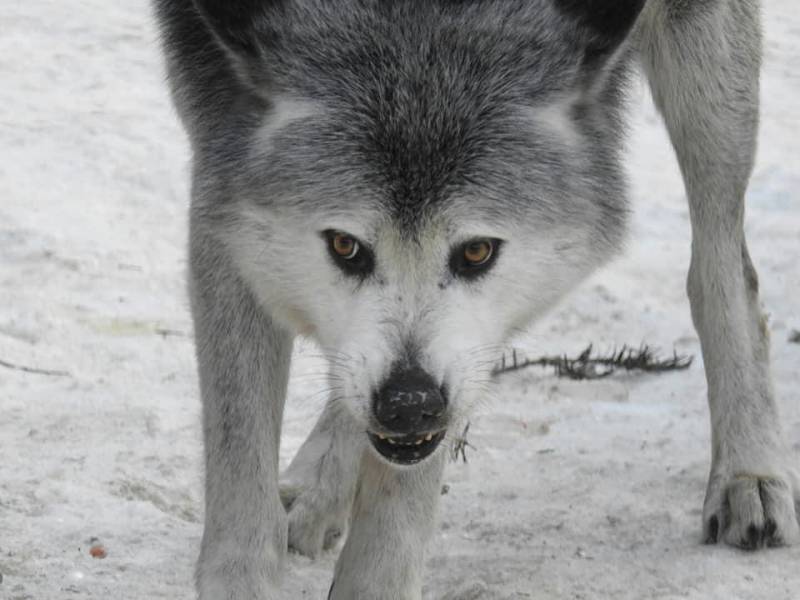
xmin=554 ymin=0 xmax=647 ymax=64
xmin=191 ymin=0 xmax=281 ymax=89
xmin=192 ymin=1 xmax=280 ymax=58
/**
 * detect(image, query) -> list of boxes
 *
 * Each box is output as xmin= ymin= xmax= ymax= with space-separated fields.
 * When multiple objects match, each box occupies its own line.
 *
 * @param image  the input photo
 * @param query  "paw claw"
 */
xmin=705 ymin=515 xmax=720 ymax=544
xmin=743 ymin=524 xmax=761 ymax=551
xmin=764 ymin=518 xmax=777 ymax=539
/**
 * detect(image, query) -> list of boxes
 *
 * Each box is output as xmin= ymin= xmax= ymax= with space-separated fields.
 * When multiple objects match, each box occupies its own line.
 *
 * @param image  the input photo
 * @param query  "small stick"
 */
xmin=494 ymin=344 xmax=693 ymax=380
xmin=0 ymin=358 xmax=71 ymax=377
xmin=153 ymin=327 xmax=190 ymax=338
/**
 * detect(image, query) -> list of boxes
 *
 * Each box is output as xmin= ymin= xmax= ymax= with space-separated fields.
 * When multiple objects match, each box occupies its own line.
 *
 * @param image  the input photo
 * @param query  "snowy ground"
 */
xmin=1 ymin=2 xmax=799 ymax=599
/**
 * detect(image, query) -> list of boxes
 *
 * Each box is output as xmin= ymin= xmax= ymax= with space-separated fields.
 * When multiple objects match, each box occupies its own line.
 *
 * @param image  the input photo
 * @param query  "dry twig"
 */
xmin=0 ymin=358 xmax=70 ymax=377
xmin=451 ymin=422 xmax=475 ymax=463
xmin=494 ymin=344 xmax=693 ymax=380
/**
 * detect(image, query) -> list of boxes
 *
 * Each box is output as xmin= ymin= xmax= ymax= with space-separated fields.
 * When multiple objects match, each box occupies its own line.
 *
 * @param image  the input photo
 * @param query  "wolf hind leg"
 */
xmin=638 ymin=0 xmax=799 ymax=548
xmin=280 ymin=400 xmax=363 ymax=558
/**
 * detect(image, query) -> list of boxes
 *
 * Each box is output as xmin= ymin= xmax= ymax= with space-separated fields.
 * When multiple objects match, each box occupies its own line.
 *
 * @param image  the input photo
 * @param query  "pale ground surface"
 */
xmin=1 ymin=2 xmax=799 ymax=599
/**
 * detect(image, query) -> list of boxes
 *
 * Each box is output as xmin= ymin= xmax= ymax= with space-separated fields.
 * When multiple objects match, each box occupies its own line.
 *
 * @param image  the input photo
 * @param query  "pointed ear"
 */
xmin=554 ymin=0 xmax=647 ymax=68
xmin=191 ymin=0 xmax=279 ymax=87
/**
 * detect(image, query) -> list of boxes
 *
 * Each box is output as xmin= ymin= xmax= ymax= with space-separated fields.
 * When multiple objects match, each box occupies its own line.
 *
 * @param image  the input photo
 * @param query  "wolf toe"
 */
xmin=704 ymin=474 xmax=800 ymax=550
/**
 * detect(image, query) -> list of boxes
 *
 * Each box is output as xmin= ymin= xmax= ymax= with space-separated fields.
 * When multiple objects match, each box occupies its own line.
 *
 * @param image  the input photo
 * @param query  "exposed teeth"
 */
xmin=374 ymin=431 xmax=442 ymax=450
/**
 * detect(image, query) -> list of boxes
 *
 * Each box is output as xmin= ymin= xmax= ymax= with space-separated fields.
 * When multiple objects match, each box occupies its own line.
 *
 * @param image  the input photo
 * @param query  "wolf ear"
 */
xmin=554 ymin=0 xmax=647 ymax=70
xmin=192 ymin=0 xmax=279 ymax=87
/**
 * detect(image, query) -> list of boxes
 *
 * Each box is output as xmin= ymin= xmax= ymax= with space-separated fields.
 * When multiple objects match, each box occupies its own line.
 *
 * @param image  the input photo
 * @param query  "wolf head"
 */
xmin=164 ymin=0 xmax=644 ymax=465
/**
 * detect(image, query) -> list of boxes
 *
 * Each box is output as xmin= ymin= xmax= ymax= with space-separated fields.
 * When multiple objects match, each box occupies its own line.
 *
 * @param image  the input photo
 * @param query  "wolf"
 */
xmin=154 ymin=1 xmax=799 ymax=598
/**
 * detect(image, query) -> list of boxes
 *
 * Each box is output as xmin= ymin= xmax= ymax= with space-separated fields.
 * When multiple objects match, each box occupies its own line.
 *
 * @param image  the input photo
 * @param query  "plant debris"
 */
xmin=0 ymin=358 xmax=70 ymax=377
xmin=789 ymin=330 xmax=800 ymax=344
xmin=494 ymin=345 xmax=693 ymax=381
xmin=451 ymin=423 xmax=476 ymax=463
xmin=447 ymin=345 xmax=692 ymax=464
xmin=89 ymin=537 xmax=107 ymax=559
xmin=154 ymin=327 xmax=190 ymax=338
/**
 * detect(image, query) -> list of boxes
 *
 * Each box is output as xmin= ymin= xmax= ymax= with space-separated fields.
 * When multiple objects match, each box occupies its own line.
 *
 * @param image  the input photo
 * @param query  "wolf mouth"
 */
xmin=368 ymin=430 xmax=446 ymax=465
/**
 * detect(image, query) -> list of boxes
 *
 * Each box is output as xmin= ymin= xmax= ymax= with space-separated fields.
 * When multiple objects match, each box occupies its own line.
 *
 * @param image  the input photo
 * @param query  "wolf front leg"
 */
xmin=640 ymin=0 xmax=799 ymax=548
xmin=328 ymin=449 xmax=446 ymax=600
xmin=190 ymin=225 xmax=292 ymax=599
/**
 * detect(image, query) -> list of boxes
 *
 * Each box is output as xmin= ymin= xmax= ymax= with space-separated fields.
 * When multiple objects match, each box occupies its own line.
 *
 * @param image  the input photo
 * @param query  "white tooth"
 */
xmin=415 ymin=439 xmax=423 ymax=446
xmin=378 ymin=434 xmax=385 ymax=440
xmin=387 ymin=439 xmax=396 ymax=445
xmin=425 ymin=433 xmax=433 ymax=441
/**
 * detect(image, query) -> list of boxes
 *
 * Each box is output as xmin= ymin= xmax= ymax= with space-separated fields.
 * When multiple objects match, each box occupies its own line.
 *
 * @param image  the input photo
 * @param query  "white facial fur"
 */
xmin=230 ymin=206 xmax=603 ymax=432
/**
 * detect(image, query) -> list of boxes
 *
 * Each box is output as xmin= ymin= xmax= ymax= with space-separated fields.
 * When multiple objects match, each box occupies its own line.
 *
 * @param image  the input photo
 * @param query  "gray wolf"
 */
xmin=153 ymin=1 xmax=799 ymax=597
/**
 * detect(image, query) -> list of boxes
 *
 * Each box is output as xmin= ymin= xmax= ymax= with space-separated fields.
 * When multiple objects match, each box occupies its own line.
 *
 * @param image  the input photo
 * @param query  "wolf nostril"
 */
xmin=373 ymin=365 xmax=447 ymax=434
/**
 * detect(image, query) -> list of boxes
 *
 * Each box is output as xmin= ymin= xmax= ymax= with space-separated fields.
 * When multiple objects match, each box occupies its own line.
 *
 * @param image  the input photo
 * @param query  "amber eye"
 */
xmin=323 ymin=230 xmax=374 ymax=279
xmin=449 ymin=237 xmax=502 ymax=280
xmin=463 ymin=240 xmax=493 ymax=266
xmin=331 ymin=233 xmax=359 ymax=260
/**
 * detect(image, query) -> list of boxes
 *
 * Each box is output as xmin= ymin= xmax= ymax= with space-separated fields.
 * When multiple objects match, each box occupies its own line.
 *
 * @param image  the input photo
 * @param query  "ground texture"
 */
xmin=1 ymin=2 xmax=799 ymax=599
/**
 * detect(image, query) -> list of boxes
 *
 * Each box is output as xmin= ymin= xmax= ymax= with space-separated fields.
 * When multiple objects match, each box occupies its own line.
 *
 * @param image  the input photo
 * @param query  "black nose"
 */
xmin=372 ymin=366 xmax=447 ymax=434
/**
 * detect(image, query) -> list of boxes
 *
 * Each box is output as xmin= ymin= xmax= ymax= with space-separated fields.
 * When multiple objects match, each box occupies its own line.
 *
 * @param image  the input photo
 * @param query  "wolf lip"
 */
xmin=368 ymin=430 xmax=446 ymax=465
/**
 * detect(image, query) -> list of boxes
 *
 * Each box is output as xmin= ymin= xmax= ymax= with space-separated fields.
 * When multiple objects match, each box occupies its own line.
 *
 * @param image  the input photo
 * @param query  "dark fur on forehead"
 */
xmin=242 ymin=1 xmax=595 ymax=225
xmin=156 ymin=0 xmax=633 ymax=236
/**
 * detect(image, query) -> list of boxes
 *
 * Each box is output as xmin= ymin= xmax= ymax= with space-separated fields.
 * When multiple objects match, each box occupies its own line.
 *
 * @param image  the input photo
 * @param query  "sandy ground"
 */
xmin=1 ymin=2 xmax=798 ymax=599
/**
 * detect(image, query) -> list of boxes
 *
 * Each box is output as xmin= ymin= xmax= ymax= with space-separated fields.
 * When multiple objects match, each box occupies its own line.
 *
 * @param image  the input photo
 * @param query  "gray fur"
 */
xmin=153 ymin=0 xmax=799 ymax=597
xmin=637 ymin=0 xmax=799 ymax=549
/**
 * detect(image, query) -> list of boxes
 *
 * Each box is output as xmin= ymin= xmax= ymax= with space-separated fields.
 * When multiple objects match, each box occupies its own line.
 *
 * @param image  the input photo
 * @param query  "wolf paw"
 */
xmin=703 ymin=472 xmax=800 ymax=549
xmin=279 ymin=473 xmax=351 ymax=559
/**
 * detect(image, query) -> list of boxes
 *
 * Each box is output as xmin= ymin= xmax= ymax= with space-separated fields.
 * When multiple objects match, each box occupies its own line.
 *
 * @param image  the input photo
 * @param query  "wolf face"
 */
xmin=183 ymin=0 xmax=634 ymax=465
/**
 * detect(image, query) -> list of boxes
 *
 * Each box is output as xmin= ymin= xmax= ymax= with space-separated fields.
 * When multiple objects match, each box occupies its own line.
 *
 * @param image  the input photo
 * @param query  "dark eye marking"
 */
xmin=449 ymin=238 xmax=503 ymax=280
xmin=322 ymin=230 xmax=375 ymax=278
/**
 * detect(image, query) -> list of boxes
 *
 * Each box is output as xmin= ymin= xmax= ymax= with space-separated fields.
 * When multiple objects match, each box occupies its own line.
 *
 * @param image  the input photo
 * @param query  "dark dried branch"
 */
xmin=494 ymin=344 xmax=693 ymax=380
xmin=154 ymin=327 xmax=190 ymax=338
xmin=0 ymin=358 xmax=70 ymax=377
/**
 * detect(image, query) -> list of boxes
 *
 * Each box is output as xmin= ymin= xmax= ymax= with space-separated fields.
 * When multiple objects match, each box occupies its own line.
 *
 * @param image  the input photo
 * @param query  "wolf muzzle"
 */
xmin=368 ymin=365 xmax=448 ymax=465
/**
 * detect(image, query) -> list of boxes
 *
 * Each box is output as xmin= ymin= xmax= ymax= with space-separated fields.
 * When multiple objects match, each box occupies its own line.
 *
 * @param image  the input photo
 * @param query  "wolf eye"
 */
xmin=323 ymin=230 xmax=374 ymax=278
xmin=450 ymin=238 xmax=502 ymax=280
xmin=332 ymin=233 xmax=359 ymax=260
xmin=464 ymin=240 xmax=493 ymax=266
